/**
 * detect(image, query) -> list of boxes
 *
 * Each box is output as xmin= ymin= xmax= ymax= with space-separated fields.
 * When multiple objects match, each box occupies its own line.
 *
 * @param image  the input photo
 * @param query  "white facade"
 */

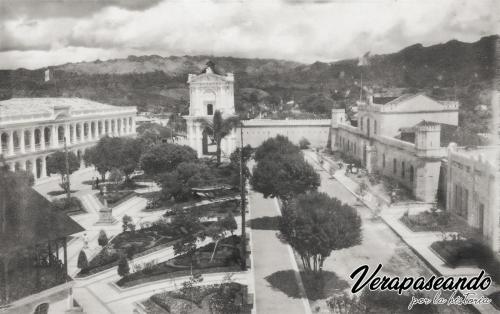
xmin=184 ymin=66 xmax=237 ymax=158
xmin=0 ymin=98 xmax=137 ymax=182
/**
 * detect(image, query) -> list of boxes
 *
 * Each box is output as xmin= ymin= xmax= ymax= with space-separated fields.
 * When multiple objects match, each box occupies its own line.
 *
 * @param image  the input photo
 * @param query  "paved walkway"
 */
xmin=248 ymin=189 xmax=311 ymax=314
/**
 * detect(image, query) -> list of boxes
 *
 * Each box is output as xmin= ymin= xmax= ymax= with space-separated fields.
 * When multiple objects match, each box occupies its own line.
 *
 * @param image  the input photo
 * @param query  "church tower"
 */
xmin=184 ymin=61 xmax=237 ymax=158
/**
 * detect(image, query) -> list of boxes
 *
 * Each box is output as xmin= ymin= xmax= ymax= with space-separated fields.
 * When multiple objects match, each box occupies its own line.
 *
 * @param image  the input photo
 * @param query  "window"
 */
xmin=374 ymin=120 xmax=377 ymax=135
xmin=360 ymin=117 xmax=363 ymax=131
xmin=382 ymin=153 xmax=386 ymax=168
xmin=393 ymin=158 xmax=397 ymax=174
xmin=401 ymin=161 xmax=405 ymax=178
xmin=409 ymin=166 xmax=414 ymax=183
xmin=207 ymin=103 xmax=214 ymax=115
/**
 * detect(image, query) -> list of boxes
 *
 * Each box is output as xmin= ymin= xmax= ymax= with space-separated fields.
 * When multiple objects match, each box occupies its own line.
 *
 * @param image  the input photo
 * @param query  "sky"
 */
xmin=0 ymin=0 xmax=498 ymax=69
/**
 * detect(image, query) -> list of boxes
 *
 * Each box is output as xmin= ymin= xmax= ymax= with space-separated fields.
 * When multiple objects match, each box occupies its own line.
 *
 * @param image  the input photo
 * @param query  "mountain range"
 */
xmin=0 ymin=34 xmax=497 ymax=132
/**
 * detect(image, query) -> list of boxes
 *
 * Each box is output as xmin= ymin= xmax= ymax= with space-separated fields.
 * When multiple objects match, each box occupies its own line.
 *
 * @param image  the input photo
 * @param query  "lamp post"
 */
xmin=239 ymin=123 xmax=247 ymax=270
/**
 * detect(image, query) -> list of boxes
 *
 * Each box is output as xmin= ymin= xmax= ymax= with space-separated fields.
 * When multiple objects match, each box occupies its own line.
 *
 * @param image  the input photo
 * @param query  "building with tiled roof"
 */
xmin=331 ymin=93 xmax=459 ymax=202
xmin=0 ymin=97 xmax=137 ymax=183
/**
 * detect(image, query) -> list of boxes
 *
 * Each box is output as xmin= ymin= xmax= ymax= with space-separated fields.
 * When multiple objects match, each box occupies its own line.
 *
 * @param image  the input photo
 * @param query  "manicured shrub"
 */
xmin=98 ymin=230 xmax=108 ymax=247
xmin=77 ymin=250 xmax=88 ymax=270
xmin=117 ymin=256 xmax=130 ymax=277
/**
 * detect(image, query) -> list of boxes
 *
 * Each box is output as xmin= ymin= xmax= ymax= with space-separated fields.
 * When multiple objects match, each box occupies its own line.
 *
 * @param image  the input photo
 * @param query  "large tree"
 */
xmin=140 ymin=143 xmax=197 ymax=177
xmin=118 ymin=137 xmax=144 ymax=180
xmin=251 ymin=153 xmax=320 ymax=202
xmin=46 ymin=150 xmax=80 ymax=193
xmin=137 ymin=123 xmax=175 ymax=146
xmin=200 ymin=110 xmax=239 ymax=166
xmin=280 ymin=192 xmax=362 ymax=273
xmin=254 ymin=135 xmax=301 ymax=162
xmin=83 ymin=136 xmax=123 ymax=181
xmin=157 ymin=161 xmax=213 ymax=201
xmin=171 ymin=210 xmax=206 ymax=267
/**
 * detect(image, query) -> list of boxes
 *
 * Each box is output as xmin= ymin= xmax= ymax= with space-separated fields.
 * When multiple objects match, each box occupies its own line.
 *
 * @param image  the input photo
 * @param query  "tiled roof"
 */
xmin=0 ymin=183 xmax=84 ymax=256
xmin=0 ymin=97 xmax=130 ymax=118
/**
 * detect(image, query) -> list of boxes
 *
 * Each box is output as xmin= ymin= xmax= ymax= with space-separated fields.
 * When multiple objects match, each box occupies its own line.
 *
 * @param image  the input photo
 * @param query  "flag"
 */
xmin=44 ymin=69 xmax=50 ymax=82
xmin=357 ymin=51 xmax=370 ymax=66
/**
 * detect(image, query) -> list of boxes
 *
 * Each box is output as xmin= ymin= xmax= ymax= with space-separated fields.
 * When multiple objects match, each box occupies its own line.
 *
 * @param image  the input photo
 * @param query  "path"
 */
xmin=249 ymin=189 xmax=311 ymax=314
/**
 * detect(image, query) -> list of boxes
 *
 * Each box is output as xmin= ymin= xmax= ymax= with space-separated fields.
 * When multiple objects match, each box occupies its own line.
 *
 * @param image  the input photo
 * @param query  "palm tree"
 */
xmin=201 ymin=110 xmax=239 ymax=166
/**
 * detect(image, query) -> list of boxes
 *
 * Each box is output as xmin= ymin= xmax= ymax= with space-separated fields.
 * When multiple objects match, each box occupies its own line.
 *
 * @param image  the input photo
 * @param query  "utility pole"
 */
xmin=64 ymin=136 xmax=71 ymax=200
xmin=239 ymin=123 xmax=246 ymax=270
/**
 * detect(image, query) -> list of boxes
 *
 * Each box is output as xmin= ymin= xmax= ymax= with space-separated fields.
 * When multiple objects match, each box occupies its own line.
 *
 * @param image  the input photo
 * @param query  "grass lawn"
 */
xmin=47 ymin=189 xmax=78 ymax=196
xmin=142 ymin=282 xmax=251 ymax=314
xmin=97 ymin=190 xmax=135 ymax=208
xmin=431 ymin=239 xmax=500 ymax=283
xmin=400 ymin=211 xmax=482 ymax=239
xmin=117 ymin=236 xmax=242 ymax=288
xmin=77 ymin=227 xmax=183 ymax=277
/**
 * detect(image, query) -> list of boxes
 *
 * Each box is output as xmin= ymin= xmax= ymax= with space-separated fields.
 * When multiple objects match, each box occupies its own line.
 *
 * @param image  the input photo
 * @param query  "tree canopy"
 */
xmin=280 ymin=192 xmax=362 ymax=273
xmin=254 ymin=135 xmax=301 ymax=162
xmin=200 ymin=110 xmax=239 ymax=165
xmin=140 ymin=143 xmax=197 ymax=177
xmin=46 ymin=150 xmax=80 ymax=187
xmin=251 ymin=153 xmax=320 ymax=201
xmin=157 ymin=161 xmax=213 ymax=201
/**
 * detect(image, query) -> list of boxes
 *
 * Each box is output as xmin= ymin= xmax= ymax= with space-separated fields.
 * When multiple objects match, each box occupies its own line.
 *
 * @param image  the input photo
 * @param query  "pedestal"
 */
xmin=94 ymin=206 xmax=117 ymax=225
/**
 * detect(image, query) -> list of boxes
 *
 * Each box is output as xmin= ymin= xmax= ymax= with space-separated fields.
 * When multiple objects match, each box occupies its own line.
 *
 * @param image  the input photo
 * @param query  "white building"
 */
xmin=184 ymin=65 xmax=237 ymax=158
xmin=0 ymin=98 xmax=136 ymax=182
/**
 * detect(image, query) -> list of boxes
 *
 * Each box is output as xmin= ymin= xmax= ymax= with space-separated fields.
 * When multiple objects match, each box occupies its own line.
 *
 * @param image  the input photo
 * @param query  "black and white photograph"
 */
xmin=0 ymin=0 xmax=499 ymax=313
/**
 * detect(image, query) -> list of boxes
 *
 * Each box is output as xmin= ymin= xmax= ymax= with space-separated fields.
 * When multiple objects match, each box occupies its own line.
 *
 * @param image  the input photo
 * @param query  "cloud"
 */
xmin=0 ymin=0 xmax=496 ymax=69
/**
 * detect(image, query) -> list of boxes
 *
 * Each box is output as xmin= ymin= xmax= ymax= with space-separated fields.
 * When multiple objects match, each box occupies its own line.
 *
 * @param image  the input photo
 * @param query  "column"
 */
xmin=40 ymin=128 xmax=46 ymax=150
xmin=31 ymin=157 xmax=37 ymax=179
xmin=64 ymin=124 xmax=70 ymax=145
xmin=131 ymin=117 xmax=136 ymax=133
xmin=71 ymin=124 xmax=76 ymax=144
xmin=41 ymin=156 xmax=47 ymax=178
xmin=8 ymin=130 xmax=14 ymax=156
xmin=51 ymin=124 xmax=59 ymax=148
xmin=195 ymin=122 xmax=203 ymax=157
xmin=30 ymin=129 xmax=36 ymax=152
xmin=19 ymin=129 xmax=25 ymax=154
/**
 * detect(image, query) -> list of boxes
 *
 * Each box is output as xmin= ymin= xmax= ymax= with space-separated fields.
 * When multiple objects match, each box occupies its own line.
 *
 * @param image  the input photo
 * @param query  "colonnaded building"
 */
xmin=0 ymin=98 xmax=137 ymax=183
xmin=185 ymin=64 xmax=499 ymax=252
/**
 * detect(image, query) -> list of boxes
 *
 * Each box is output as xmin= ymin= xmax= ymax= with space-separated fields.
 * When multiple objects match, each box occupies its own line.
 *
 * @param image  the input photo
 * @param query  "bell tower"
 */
xmin=184 ymin=61 xmax=237 ymax=157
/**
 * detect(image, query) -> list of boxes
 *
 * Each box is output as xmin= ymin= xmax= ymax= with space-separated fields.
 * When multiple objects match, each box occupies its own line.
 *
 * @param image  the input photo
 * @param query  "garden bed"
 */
xmin=51 ymin=197 xmax=86 ymax=215
xmin=97 ymin=190 xmax=136 ymax=208
xmin=431 ymin=239 xmax=500 ymax=283
xmin=77 ymin=227 xmax=183 ymax=277
xmin=117 ymin=236 xmax=242 ymax=288
xmin=142 ymin=282 xmax=251 ymax=314
xmin=167 ymin=199 xmax=241 ymax=220
xmin=47 ymin=189 xmax=78 ymax=196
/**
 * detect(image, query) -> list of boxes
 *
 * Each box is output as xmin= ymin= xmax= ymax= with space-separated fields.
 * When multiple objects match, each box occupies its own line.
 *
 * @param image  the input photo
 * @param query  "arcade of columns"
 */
xmin=0 ymin=116 xmax=136 ymax=181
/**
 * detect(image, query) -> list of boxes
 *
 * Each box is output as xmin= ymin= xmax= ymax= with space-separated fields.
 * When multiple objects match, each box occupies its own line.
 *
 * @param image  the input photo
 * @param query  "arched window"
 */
xmin=34 ymin=303 xmax=49 ymax=314
xmin=393 ymin=158 xmax=397 ymax=174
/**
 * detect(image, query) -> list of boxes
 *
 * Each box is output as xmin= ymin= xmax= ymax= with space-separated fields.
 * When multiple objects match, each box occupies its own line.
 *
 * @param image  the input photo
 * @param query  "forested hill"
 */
xmin=0 ymin=34 xmax=497 ymax=132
